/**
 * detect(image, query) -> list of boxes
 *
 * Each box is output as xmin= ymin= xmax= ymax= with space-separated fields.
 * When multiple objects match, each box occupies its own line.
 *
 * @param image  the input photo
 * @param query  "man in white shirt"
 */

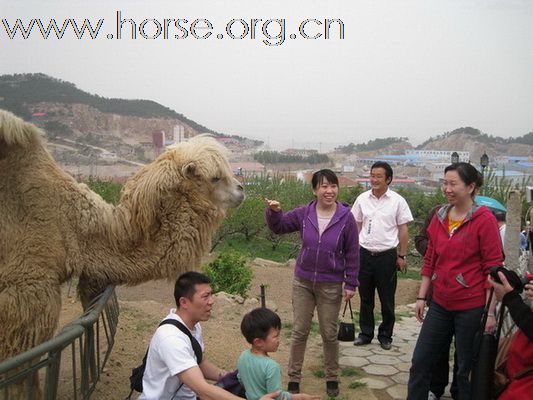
xmin=351 ymin=162 xmax=413 ymax=350
xmin=140 ymin=271 xmax=282 ymax=400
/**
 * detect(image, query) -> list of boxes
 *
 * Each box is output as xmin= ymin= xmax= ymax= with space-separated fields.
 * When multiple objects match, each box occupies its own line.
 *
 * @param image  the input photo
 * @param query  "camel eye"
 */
xmin=211 ymin=177 xmax=221 ymax=183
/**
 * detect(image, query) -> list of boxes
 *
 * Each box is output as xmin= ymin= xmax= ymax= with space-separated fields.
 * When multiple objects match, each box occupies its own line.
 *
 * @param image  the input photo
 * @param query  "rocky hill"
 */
xmin=0 ymin=73 xmax=211 ymax=133
xmin=336 ymin=128 xmax=532 ymax=159
xmin=418 ymin=127 xmax=533 ymax=159
xmin=0 ymin=74 xmax=262 ymax=165
xmin=1 ymin=74 xmax=530 ymax=167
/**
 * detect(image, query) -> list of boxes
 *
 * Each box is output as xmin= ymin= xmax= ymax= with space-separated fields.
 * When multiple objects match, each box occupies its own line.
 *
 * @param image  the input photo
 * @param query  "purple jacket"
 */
xmin=265 ymin=201 xmax=360 ymax=290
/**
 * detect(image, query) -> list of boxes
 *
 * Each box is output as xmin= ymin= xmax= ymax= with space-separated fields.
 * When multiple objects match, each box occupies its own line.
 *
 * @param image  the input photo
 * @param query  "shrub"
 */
xmin=85 ymin=178 xmax=123 ymax=204
xmin=202 ymin=251 xmax=253 ymax=297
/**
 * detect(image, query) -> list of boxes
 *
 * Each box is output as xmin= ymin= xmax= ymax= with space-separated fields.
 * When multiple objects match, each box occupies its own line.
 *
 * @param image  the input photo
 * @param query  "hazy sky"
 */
xmin=2 ymin=0 xmax=533 ymax=151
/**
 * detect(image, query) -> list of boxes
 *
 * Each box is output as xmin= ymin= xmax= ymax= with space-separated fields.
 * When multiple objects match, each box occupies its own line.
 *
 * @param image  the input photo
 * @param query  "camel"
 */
xmin=0 ymin=109 xmax=244 ymax=366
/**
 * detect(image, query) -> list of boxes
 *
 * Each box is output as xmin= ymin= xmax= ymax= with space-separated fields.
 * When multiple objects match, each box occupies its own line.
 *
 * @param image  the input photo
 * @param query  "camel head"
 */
xmin=120 ymin=135 xmax=244 ymax=241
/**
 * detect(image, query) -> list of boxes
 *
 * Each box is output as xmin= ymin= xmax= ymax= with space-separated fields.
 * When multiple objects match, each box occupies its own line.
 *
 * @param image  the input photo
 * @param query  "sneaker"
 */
xmin=428 ymin=392 xmax=439 ymax=400
xmin=287 ymin=382 xmax=300 ymax=394
xmin=326 ymin=381 xmax=339 ymax=397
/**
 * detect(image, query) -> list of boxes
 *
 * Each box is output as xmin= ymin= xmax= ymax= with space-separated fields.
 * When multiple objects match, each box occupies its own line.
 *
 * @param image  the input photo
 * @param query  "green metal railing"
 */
xmin=0 ymin=286 xmax=119 ymax=399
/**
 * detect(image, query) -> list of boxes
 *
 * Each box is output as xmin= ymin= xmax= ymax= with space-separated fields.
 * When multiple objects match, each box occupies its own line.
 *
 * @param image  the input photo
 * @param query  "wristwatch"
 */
xmin=397 ymin=255 xmax=406 ymax=260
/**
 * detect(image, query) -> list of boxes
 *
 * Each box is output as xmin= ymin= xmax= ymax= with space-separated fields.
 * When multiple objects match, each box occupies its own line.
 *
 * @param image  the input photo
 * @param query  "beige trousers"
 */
xmin=288 ymin=277 xmax=343 ymax=382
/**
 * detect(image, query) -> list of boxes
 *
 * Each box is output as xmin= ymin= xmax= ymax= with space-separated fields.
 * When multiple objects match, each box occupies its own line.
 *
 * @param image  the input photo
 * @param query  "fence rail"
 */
xmin=0 ymin=286 xmax=119 ymax=399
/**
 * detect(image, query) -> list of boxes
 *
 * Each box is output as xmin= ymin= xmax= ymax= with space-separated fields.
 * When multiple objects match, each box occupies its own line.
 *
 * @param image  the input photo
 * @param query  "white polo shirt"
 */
xmin=351 ymin=188 xmax=413 ymax=252
xmin=140 ymin=310 xmax=205 ymax=400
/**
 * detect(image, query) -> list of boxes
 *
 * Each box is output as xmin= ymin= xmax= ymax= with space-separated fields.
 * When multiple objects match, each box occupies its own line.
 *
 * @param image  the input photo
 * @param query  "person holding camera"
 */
xmin=488 ymin=270 xmax=533 ymax=399
xmin=407 ymin=162 xmax=504 ymax=400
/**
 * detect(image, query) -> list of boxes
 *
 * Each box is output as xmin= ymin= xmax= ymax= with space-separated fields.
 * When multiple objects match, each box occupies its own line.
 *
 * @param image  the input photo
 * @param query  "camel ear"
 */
xmin=182 ymin=162 xmax=197 ymax=179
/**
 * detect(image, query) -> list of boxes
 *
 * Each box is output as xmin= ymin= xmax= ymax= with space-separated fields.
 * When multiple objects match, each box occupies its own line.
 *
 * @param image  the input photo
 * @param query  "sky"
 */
xmin=2 ymin=0 xmax=533 ymax=151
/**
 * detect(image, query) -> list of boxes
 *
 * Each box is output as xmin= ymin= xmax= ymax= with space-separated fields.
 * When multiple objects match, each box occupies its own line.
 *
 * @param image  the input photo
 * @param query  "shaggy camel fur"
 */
xmin=0 ymin=109 xmax=244 ymax=364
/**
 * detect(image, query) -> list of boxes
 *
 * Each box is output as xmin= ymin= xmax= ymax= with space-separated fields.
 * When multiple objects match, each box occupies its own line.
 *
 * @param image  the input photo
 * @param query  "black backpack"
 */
xmin=128 ymin=318 xmax=203 ymax=396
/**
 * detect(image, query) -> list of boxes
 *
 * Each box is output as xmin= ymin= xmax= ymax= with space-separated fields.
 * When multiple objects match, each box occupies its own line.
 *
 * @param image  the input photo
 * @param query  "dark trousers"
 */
xmin=407 ymin=302 xmax=483 ymax=400
xmin=357 ymin=247 xmax=397 ymax=343
xmin=430 ymin=340 xmax=458 ymax=399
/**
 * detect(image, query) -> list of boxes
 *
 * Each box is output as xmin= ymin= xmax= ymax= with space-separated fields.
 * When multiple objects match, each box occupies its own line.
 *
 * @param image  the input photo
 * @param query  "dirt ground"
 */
xmin=57 ymin=262 xmax=420 ymax=400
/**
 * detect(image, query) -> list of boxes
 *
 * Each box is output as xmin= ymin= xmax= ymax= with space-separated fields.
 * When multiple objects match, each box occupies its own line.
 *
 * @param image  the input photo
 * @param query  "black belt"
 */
xmin=361 ymin=247 xmax=396 ymax=257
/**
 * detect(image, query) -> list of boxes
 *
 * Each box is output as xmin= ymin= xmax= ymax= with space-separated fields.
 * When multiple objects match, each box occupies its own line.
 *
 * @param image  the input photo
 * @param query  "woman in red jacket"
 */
xmin=407 ymin=162 xmax=504 ymax=400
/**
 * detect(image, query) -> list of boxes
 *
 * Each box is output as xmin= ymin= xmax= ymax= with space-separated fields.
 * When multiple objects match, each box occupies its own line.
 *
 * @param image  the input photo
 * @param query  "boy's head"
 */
xmin=241 ymin=308 xmax=282 ymax=345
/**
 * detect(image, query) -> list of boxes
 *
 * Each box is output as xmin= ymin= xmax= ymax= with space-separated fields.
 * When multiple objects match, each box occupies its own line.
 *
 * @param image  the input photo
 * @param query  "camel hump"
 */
xmin=0 ymin=109 xmax=42 ymax=148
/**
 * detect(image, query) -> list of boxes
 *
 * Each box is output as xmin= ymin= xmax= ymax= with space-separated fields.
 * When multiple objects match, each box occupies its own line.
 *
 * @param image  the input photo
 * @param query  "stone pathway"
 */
xmin=338 ymin=304 xmax=454 ymax=400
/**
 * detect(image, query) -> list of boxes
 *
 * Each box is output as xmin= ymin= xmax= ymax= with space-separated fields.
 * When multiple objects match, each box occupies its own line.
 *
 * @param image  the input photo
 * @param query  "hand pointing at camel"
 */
xmin=265 ymin=198 xmax=281 ymax=212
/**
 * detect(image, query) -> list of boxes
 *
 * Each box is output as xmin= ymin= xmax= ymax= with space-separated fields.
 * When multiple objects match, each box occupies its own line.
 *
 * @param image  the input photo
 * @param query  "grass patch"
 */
xmin=395 ymin=310 xmax=414 ymax=322
xmin=348 ymin=381 xmax=367 ymax=390
xmin=216 ymin=236 xmax=296 ymax=262
xmin=282 ymin=321 xmax=320 ymax=339
xmin=399 ymin=267 xmax=422 ymax=281
xmin=311 ymin=369 xmax=325 ymax=378
xmin=134 ymin=319 xmax=158 ymax=332
xmin=340 ymin=367 xmax=361 ymax=377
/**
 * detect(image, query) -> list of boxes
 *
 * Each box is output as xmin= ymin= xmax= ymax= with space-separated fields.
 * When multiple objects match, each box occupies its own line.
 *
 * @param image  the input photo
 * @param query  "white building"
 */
xmin=405 ymin=150 xmax=470 ymax=162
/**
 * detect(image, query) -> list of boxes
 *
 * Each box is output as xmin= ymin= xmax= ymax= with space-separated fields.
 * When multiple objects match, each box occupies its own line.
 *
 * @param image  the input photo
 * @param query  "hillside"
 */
xmin=418 ymin=127 xmax=533 ymax=159
xmin=0 ymin=74 xmax=263 ymax=171
xmin=0 ymin=73 xmax=212 ymax=134
xmin=335 ymin=128 xmax=532 ymax=159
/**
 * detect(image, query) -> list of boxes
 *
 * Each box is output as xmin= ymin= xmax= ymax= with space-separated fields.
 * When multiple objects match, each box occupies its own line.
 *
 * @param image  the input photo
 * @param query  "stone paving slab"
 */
xmin=338 ymin=308 xmax=456 ymax=398
xmin=387 ymin=383 xmax=408 ymax=399
xmin=362 ymin=364 xmax=399 ymax=376
xmin=339 ymin=355 xmax=369 ymax=367
xmin=390 ymin=372 xmax=409 ymax=385
xmin=367 ymin=355 xmax=402 ymax=365
xmin=354 ymin=377 xmax=393 ymax=389
xmin=340 ymin=347 xmax=374 ymax=357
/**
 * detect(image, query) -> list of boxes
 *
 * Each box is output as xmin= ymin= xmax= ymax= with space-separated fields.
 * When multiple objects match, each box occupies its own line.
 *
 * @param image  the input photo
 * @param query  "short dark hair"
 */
xmin=311 ymin=169 xmax=339 ymax=189
xmin=371 ymin=161 xmax=393 ymax=184
xmin=240 ymin=308 xmax=282 ymax=344
xmin=174 ymin=271 xmax=211 ymax=308
xmin=493 ymin=211 xmax=506 ymax=222
xmin=444 ymin=162 xmax=483 ymax=197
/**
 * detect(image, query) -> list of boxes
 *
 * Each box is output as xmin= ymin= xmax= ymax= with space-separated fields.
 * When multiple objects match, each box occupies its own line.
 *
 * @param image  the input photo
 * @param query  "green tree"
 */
xmin=85 ymin=178 xmax=123 ymax=204
xmin=202 ymin=251 xmax=253 ymax=297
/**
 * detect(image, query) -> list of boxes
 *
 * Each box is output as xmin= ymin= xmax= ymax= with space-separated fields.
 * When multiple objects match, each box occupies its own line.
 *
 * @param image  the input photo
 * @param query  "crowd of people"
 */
xmin=138 ymin=162 xmax=532 ymax=400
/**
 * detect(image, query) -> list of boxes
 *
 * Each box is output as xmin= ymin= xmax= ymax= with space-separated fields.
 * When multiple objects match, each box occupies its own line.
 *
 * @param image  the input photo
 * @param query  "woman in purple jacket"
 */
xmin=265 ymin=169 xmax=360 ymax=398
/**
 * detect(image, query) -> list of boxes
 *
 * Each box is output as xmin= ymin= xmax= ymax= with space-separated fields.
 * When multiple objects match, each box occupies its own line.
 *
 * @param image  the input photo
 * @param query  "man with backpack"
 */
xmin=139 ymin=271 xmax=282 ymax=400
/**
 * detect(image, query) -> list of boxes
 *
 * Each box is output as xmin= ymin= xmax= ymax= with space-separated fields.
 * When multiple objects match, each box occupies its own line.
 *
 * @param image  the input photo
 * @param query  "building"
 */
xmin=405 ymin=149 xmax=470 ymax=163
xmin=229 ymin=161 xmax=265 ymax=176
xmin=152 ymin=130 xmax=165 ymax=155
xmin=282 ymin=148 xmax=319 ymax=157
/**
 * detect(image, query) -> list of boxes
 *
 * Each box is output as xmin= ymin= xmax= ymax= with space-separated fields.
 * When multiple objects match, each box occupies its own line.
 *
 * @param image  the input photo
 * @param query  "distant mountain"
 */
xmin=417 ymin=127 xmax=533 ymax=159
xmin=417 ymin=127 xmax=533 ymax=148
xmin=0 ymin=73 xmax=264 ymax=169
xmin=335 ymin=137 xmax=411 ymax=153
xmin=334 ymin=128 xmax=532 ymax=159
xmin=0 ymin=73 xmax=214 ymax=134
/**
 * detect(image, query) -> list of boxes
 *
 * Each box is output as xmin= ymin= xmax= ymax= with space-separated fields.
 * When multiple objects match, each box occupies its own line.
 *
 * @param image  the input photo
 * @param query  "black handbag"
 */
xmin=337 ymin=299 xmax=355 ymax=341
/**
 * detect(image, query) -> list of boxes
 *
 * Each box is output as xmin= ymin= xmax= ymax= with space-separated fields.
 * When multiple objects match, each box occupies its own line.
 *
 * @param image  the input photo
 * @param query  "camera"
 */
xmin=489 ymin=266 xmax=533 ymax=293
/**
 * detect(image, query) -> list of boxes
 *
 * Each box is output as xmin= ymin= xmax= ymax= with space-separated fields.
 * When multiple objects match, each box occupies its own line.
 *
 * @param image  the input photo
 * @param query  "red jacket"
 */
xmin=421 ymin=204 xmax=503 ymax=311
xmin=499 ymin=329 xmax=533 ymax=400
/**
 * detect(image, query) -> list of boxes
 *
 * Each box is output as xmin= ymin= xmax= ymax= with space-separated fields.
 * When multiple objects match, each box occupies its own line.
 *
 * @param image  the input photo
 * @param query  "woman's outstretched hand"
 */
xmin=265 ymin=198 xmax=281 ymax=212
